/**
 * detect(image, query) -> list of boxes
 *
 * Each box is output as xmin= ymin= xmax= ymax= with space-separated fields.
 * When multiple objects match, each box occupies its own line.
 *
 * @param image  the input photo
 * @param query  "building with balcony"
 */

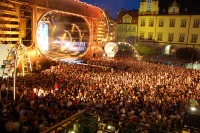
xmin=104 ymin=10 xmax=117 ymax=42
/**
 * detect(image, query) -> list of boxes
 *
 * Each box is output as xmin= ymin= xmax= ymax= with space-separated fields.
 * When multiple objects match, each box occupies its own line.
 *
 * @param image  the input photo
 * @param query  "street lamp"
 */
xmin=12 ymin=50 xmax=18 ymax=100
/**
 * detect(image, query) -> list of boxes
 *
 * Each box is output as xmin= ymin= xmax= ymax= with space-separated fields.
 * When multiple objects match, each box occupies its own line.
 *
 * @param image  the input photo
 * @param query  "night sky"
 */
xmin=81 ymin=0 xmax=140 ymax=19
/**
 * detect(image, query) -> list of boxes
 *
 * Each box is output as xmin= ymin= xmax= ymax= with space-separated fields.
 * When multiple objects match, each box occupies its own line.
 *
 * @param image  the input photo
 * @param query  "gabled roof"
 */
xmin=122 ymin=14 xmax=132 ymax=18
xmin=117 ymin=9 xmax=138 ymax=24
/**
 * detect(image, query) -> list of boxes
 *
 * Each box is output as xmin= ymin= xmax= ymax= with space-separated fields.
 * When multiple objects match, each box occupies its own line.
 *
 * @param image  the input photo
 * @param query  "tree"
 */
xmin=134 ymin=45 xmax=156 ymax=56
xmin=176 ymin=48 xmax=198 ymax=61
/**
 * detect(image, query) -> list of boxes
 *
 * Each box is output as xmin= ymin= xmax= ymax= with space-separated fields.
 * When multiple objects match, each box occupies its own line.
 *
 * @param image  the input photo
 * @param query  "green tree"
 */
xmin=134 ymin=45 xmax=156 ymax=56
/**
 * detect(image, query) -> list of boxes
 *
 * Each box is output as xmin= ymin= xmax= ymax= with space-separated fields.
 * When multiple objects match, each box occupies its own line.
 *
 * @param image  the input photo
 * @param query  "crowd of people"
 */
xmin=0 ymin=56 xmax=200 ymax=133
xmin=143 ymin=55 xmax=190 ymax=67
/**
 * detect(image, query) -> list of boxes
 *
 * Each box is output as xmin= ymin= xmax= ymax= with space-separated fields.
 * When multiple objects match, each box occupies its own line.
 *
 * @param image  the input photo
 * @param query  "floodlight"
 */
xmin=190 ymin=107 xmax=196 ymax=111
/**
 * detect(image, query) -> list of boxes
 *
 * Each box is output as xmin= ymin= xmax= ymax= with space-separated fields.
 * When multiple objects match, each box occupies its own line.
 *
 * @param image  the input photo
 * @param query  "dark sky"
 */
xmin=81 ymin=0 xmax=140 ymax=19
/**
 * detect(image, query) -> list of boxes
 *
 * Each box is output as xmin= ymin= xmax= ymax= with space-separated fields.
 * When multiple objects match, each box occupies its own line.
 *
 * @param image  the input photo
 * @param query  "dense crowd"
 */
xmin=0 ymin=57 xmax=200 ymax=133
xmin=143 ymin=55 xmax=190 ymax=67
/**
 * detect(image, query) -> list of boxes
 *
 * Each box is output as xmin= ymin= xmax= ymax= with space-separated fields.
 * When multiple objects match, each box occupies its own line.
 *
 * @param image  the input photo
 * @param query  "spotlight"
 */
xmin=68 ymin=130 xmax=75 ymax=133
xmin=190 ymin=107 xmax=196 ymax=111
xmin=107 ymin=125 xmax=111 ymax=130
xmin=107 ymin=125 xmax=116 ymax=132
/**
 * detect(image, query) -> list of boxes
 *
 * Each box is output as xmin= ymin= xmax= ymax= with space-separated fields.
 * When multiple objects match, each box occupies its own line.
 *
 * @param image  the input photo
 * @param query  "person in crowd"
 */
xmin=0 ymin=56 xmax=199 ymax=132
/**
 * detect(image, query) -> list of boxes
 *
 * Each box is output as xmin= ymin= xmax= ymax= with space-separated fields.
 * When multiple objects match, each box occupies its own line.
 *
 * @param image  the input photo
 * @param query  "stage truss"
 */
xmin=0 ymin=0 xmax=32 ymax=77
xmin=2 ymin=42 xmax=32 ymax=77
xmin=0 ymin=0 xmax=19 ymax=45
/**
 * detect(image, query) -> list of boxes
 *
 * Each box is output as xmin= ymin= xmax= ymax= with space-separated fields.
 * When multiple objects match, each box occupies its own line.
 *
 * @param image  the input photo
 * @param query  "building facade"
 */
xmin=138 ymin=0 xmax=200 ymax=55
xmin=108 ymin=18 xmax=117 ymax=42
xmin=104 ymin=10 xmax=117 ymax=42
xmin=116 ymin=9 xmax=138 ymax=44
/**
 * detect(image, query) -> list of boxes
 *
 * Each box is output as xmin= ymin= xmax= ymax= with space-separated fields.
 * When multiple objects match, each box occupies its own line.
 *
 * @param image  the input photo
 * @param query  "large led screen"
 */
xmin=37 ymin=23 xmax=49 ymax=51
xmin=36 ymin=11 xmax=90 ymax=60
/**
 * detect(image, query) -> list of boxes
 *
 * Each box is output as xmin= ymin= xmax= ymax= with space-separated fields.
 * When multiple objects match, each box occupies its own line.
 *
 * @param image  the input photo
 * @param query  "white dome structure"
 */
xmin=104 ymin=42 xmax=118 ymax=57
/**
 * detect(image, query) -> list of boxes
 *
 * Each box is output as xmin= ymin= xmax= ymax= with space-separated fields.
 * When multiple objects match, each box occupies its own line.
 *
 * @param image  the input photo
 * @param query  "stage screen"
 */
xmin=37 ymin=22 xmax=49 ymax=51
xmin=36 ymin=11 xmax=90 ymax=60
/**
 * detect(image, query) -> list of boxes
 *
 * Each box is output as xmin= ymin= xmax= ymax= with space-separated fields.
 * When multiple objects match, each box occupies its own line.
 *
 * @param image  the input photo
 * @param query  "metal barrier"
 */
xmin=41 ymin=109 xmax=183 ymax=133
xmin=41 ymin=110 xmax=85 ymax=133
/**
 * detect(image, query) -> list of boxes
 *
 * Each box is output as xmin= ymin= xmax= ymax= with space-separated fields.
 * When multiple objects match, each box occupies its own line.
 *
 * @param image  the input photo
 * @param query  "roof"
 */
xmin=158 ymin=0 xmax=200 ymax=14
xmin=15 ymin=0 xmax=103 ymax=18
xmin=117 ymin=9 xmax=138 ymax=24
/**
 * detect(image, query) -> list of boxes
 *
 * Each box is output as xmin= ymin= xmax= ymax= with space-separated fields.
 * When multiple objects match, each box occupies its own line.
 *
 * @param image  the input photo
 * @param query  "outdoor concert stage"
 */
xmin=0 ymin=0 xmax=109 ymax=76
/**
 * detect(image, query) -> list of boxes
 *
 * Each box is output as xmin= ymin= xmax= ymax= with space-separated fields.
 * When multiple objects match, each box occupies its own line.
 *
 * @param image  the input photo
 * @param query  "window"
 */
xmin=140 ymin=32 xmax=144 ymax=40
xmin=170 ymin=19 xmax=175 ymax=27
xmin=118 ymin=26 xmax=122 ymax=31
xmin=163 ymin=9 xmax=166 ymax=12
xmin=127 ymin=33 xmax=131 ymax=36
xmin=172 ymin=8 xmax=176 ymax=13
xmin=181 ymin=19 xmax=187 ymax=27
xmin=117 ymin=33 xmax=124 ymax=39
xmin=191 ymin=34 xmax=198 ymax=43
xmin=147 ymin=0 xmax=152 ymax=11
xmin=179 ymin=34 xmax=185 ymax=42
xmin=168 ymin=33 xmax=174 ymax=42
xmin=147 ymin=4 xmax=151 ymax=11
xmin=127 ymin=26 xmax=132 ymax=31
xmin=132 ymin=26 xmax=136 ymax=32
xmin=122 ymin=15 xmax=132 ymax=23
xmin=117 ymin=33 xmax=121 ymax=38
xmin=130 ymin=26 xmax=135 ymax=31
xmin=148 ymin=32 xmax=153 ymax=40
xmin=149 ymin=20 xmax=154 ymax=27
xmin=141 ymin=19 xmax=145 ymax=26
xmin=123 ymin=18 xmax=127 ymax=23
xmin=158 ymin=19 xmax=164 ymax=27
xmin=123 ymin=25 xmax=127 ymax=30
xmin=123 ymin=17 xmax=132 ymax=23
xmin=157 ymin=33 xmax=163 ymax=41
xmin=193 ymin=20 xmax=200 ymax=28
